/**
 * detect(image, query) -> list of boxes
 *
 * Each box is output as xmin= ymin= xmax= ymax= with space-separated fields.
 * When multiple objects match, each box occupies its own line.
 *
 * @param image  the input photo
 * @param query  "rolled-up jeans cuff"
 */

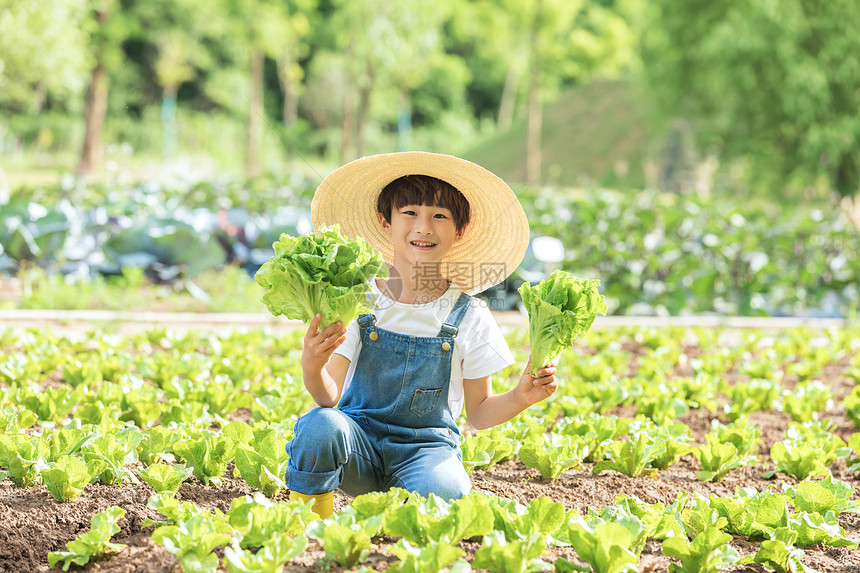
xmin=286 ymin=464 xmax=343 ymax=495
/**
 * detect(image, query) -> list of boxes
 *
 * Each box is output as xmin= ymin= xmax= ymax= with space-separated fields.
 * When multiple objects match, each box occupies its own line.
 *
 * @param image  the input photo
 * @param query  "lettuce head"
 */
xmin=518 ymin=270 xmax=607 ymax=375
xmin=255 ymin=225 xmax=388 ymax=328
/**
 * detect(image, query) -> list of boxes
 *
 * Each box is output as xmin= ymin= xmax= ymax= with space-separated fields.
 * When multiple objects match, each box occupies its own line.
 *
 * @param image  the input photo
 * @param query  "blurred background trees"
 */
xmin=1 ymin=0 xmax=857 ymax=202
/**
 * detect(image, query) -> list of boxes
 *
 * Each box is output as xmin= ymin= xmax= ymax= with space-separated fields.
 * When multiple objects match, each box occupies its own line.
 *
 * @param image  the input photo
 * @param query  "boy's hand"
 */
xmin=518 ymin=357 xmax=558 ymax=406
xmin=302 ymin=314 xmax=347 ymax=374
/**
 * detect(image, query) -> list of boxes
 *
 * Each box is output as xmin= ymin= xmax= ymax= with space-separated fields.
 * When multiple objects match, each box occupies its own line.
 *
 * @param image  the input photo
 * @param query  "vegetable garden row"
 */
xmin=3 ymin=178 xmax=859 ymax=316
xmin=1 ymin=323 xmax=858 ymax=572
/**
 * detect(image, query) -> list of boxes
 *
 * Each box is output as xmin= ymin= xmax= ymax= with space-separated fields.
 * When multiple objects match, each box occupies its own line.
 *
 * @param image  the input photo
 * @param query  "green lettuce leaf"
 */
xmin=518 ymin=270 xmax=607 ymax=375
xmin=255 ymin=225 xmax=388 ymax=328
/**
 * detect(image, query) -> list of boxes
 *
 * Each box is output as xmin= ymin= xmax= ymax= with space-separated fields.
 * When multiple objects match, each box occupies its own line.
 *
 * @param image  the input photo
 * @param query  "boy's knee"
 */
xmin=289 ymin=408 xmax=353 ymax=464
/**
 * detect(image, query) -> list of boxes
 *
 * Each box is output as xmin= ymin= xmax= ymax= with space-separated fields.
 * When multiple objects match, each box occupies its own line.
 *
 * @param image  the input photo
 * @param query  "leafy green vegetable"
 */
xmin=738 ymin=528 xmax=812 ymax=573
xmin=592 ymin=433 xmax=666 ymax=478
xmin=255 ymin=225 xmax=388 ymax=328
xmin=41 ymin=454 xmax=92 ymax=502
xmin=518 ymin=433 xmax=589 ymax=480
xmin=382 ymin=493 xmax=495 ymax=545
xmin=388 ymin=539 xmax=467 ymax=573
xmin=151 ymin=515 xmax=233 ymax=573
xmin=304 ymin=520 xmax=373 ymax=568
xmin=48 ymin=506 xmax=126 ymax=570
xmin=223 ymin=534 xmax=307 ymax=573
xmin=561 ymin=516 xmax=640 ymax=573
xmin=227 ymin=493 xmax=314 ymax=548
xmin=662 ymin=527 xmax=740 ymax=573
xmin=472 ymin=530 xmax=550 ymax=573
xmin=138 ymin=463 xmax=194 ymax=494
xmin=518 ymin=270 xmax=607 ymax=374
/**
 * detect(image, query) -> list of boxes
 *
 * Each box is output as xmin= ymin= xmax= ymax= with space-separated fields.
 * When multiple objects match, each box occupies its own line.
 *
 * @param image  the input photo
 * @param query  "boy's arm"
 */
xmin=463 ymin=359 xmax=557 ymax=430
xmin=302 ymin=314 xmax=350 ymax=407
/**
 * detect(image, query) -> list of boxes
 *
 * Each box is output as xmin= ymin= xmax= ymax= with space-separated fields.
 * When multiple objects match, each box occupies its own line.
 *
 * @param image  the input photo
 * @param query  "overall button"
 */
xmin=369 ymin=331 xmax=379 ymax=341
xmin=441 ymin=342 xmax=451 ymax=351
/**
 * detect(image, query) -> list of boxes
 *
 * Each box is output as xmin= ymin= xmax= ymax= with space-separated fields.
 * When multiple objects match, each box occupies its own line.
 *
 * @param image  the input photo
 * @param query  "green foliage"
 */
xmin=151 ymin=515 xmax=234 ymax=573
xmin=138 ymin=463 xmax=194 ymax=494
xmin=388 ymin=539 xmax=467 ymax=573
xmin=227 ymin=493 xmax=315 ymax=549
xmin=694 ymin=434 xmax=755 ymax=483
xmin=472 ymin=530 xmax=550 ymax=573
xmin=222 ymin=534 xmax=307 ymax=573
xmin=560 ymin=516 xmax=640 ymax=573
xmin=518 ymin=270 xmax=607 ymax=375
xmin=662 ymin=527 xmax=740 ymax=573
xmin=254 ymin=225 xmax=388 ymax=329
xmin=48 ymin=507 xmax=126 ymax=570
xmin=382 ymin=493 xmax=495 ymax=546
xmin=40 ymin=454 xmax=92 ymax=502
xmin=304 ymin=521 xmax=373 ymax=568
xmin=172 ymin=430 xmax=237 ymax=486
xmin=592 ymin=432 xmax=666 ymax=478
xmin=461 ymin=429 xmax=517 ymax=474
xmin=643 ymin=0 xmax=860 ymax=197
xmin=518 ymin=433 xmax=590 ymax=480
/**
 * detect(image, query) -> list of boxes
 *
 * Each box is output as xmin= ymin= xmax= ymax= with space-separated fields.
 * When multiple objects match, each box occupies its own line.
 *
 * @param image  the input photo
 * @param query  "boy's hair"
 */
xmin=376 ymin=175 xmax=471 ymax=233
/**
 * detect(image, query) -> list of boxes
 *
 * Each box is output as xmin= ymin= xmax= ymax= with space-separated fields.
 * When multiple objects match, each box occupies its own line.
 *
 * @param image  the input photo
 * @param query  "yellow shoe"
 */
xmin=290 ymin=490 xmax=334 ymax=519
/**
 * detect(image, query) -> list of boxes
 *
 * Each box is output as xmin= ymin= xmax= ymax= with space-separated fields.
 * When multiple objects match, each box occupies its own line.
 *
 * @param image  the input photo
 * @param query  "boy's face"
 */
xmin=378 ymin=204 xmax=465 ymax=268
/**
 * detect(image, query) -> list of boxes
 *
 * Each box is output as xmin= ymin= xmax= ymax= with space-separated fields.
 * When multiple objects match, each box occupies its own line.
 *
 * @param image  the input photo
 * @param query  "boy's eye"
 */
xmin=433 ymin=213 xmax=447 ymax=219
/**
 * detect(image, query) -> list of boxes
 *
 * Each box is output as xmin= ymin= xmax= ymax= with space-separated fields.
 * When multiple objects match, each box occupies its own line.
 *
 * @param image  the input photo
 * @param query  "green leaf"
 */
xmin=223 ymin=533 xmax=307 ymax=573
xmin=662 ymin=527 xmax=739 ymax=573
xmin=48 ymin=506 xmax=126 ymax=570
xmin=255 ymin=225 xmax=388 ymax=328
xmin=473 ymin=530 xmax=550 ymax=573
xmin=138 ymin=463 xmax=194 ymax=494
xmin=41 ymin=454 xmax=92 ymax=502
xmin=518 ymin=270 xmax=607 ymax=375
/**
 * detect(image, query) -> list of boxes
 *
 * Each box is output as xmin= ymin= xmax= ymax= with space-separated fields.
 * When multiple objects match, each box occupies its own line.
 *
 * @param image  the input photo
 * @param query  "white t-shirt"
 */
xmin=334 ymin=280 xmax=515 ymax=419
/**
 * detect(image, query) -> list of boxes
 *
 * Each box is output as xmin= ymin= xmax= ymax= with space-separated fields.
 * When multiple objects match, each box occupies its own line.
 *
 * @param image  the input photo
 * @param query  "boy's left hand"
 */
xmin=518 ymin=358 xmax=558 ymax=405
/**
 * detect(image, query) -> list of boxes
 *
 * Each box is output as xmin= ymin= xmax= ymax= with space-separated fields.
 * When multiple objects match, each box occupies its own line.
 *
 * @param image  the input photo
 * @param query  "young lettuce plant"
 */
xmin=518 ymin=433 xmax=590 ymax=480
xmin=518 ymin=270 xmax=607 ymax=375
xmin=223 ymin=533 xmax=307 ymax=573
xmin=137 ymin=463 xmax=194 ymax=494
xmin=592 ymin=432 xmax=667 ymax=478
xmin=472 ymin=530 xmax=550 ymax=573
xmin=151 ymin=515 xmax=234 ymax=573
xmin=558 ymin=515 xmax=640 ymax=573
xmin=48 ymin=506 xmax=126 ymax=570
xmin=40 ymin=454 xmax=93 ymax=502
xmin=387 ymin=539 xmax=469 ymax=573
xmin=255 ymin=225 xmax=388 ymax=329
xmin=662 ymin=527 xmax=740 ymax=573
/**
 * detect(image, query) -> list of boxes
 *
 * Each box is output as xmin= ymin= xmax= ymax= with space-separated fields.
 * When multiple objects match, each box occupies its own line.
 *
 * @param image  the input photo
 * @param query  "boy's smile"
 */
xmin=379 ymin=204 xmax=463 ymax=263
xmin=377 ymin=204 xmax=465 ymax=299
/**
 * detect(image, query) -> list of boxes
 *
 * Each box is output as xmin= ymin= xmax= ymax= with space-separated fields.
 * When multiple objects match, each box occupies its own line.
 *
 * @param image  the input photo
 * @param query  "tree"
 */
xmin=643 ymin=0 xmax=860 ymax=198
xmin=0 ymin=0 xmax=90 ymax=114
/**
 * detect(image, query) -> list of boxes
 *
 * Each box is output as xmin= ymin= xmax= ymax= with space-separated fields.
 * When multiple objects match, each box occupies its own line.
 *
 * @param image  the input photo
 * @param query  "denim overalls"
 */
xmin=286 ymin=293 xmax=473 ymax=501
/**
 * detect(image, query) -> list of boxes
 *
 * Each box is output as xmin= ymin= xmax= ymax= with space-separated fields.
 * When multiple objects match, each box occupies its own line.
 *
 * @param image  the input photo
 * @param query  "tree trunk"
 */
xmin=77 ymin=9 xmax=111 ymax=177
xmin=525 ymin=0 xmax=543 ymax=185
xmin=278 ymin=56 xmax=299 ymax=127
xmin=498 ymin=67 xmax=520 ymax=130
xmin=246 ymin=50 xmax=264 ymax=178
xmin=77 ymin=61 xmax=109 ymax=176
xmin=355 ymin=60 xmax=375 ymax=158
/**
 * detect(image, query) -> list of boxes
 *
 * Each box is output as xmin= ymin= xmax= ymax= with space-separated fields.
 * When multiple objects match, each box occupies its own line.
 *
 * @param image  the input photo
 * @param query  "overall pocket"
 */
xmin=409 ymin=387 xmax=443 ymax=416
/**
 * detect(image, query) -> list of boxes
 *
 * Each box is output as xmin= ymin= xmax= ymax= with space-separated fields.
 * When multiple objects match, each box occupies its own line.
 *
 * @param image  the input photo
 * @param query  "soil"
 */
xmin=1 ymin=325 xmax=859 ymax=572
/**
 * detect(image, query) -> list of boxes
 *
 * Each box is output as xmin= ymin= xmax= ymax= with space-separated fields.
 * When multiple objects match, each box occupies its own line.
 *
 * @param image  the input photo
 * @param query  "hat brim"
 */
xmin=311 ymin=152 xmax=529 ymax=294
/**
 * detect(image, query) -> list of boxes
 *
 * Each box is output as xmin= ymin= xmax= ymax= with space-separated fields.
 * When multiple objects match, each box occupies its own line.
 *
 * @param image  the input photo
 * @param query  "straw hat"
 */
xmin=311 ymin=151 xmax=530 ymax=294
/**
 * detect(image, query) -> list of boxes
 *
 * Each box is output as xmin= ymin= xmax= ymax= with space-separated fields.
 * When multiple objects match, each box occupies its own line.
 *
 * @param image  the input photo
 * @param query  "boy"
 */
xmin=287 ymin=152 xmax=558 ymax=518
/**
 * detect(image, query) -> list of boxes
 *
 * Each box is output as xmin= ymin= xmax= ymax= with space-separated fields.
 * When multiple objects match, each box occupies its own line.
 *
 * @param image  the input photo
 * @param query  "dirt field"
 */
xmin=0 ymin=317 xmax=857 ymax=572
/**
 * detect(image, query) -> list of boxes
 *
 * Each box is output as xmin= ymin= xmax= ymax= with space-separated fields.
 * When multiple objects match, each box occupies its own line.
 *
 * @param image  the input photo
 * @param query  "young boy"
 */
xmin=287 ymin=152 xmax=558 ymax=517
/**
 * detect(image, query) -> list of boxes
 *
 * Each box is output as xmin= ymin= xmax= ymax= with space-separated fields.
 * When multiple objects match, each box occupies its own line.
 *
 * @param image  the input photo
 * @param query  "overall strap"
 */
xmin=438 ymin=293 xmax=472 ymax=337
xmin=357 ymin=313 xmax=376 ymax=328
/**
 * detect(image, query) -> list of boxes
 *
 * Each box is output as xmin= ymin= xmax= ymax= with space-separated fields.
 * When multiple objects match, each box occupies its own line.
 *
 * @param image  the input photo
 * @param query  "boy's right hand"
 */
xmin=302 ymin=314 xmax=347 ymax=373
